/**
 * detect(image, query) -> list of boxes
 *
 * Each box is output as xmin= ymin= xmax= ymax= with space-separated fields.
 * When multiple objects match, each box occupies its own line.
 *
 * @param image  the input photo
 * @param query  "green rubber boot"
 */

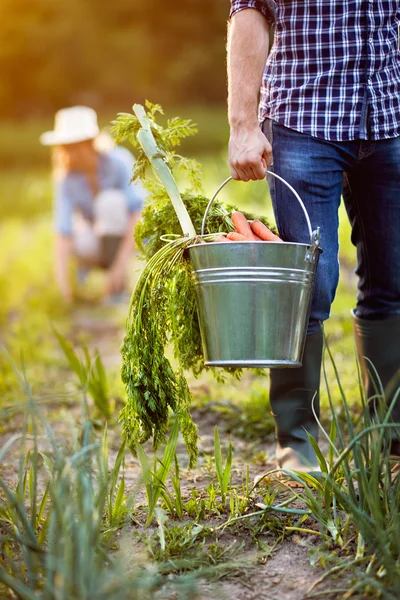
xmin=269 ymin=328 xmax=323 ymax=475
xmin=352 ymin=311 xmax=400 ymax=455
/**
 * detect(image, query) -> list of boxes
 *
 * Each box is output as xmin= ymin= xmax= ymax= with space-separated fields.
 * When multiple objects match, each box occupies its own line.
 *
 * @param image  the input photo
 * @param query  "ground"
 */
xmin=0 ymin=281 xmax=357 ymax=599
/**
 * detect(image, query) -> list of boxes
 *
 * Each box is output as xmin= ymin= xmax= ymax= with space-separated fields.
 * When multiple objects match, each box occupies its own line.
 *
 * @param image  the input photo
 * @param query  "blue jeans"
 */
xmin=262 ymin=120 xmax=400 ymax=335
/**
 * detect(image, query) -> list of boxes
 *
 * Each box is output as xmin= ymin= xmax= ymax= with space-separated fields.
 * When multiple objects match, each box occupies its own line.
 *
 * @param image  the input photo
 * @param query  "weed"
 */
xmin=213 ymin=425 xmax=232 ymax=507
xmin=136 ymin=418 xmax=180 ymax=526
xmin=161 ymin=455 xmax=185 ymax=520
xmin=100 ymin=425 xmax=130 ymax=533
xmin=145 ymin=514 xmax=248 ymax=581
xmin=54 ymin=328 xmax=112 ymax=419
xmin=0 ymin=372 xmax=200 ymax=599
xmin=148 ymin=512 xmax=208 ymax=562
xmin=294 ymin=342 xmax=400 ymax=598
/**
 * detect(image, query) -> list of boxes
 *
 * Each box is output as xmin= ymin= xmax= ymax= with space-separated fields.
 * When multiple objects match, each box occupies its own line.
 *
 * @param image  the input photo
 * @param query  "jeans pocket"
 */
xmin=262 ymin=118 xmax=275 ymax=169
xmin=262 ymin=120 xmax=284 ymax=235
xmin=262 ymin=118 xmax=273 ymax=147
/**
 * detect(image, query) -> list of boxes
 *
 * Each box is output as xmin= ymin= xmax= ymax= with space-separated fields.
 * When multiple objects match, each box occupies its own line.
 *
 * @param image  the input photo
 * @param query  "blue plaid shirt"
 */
xmin=229 ymin=1 xmax=400 ymax=141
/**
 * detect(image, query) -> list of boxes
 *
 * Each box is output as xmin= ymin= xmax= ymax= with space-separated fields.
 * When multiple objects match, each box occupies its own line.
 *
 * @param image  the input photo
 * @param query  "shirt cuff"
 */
xmin=229 ymin=0 xmax=275 ymax=25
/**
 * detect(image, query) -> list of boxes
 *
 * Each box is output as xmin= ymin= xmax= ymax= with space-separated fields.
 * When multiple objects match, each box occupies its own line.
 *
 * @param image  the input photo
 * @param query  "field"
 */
xmin=1 ymin=109 xmax=399 ymax=600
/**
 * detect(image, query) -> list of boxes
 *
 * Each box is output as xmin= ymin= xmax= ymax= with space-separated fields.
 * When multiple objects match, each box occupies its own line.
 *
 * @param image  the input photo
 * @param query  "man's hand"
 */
xmin=229 ymin=125 xmax=272 ymax=181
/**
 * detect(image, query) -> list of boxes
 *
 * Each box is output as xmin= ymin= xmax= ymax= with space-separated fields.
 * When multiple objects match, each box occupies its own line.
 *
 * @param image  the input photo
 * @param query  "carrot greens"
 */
xmin=120 ymin=236 xmax=200 ymax=467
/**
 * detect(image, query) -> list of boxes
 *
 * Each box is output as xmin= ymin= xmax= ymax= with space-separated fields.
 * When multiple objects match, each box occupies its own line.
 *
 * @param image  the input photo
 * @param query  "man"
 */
xmin=227 ymin=1 xmax=400 ymax=473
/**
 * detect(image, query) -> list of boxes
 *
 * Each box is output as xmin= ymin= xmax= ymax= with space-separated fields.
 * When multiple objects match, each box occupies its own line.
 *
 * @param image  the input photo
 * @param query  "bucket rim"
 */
xmin=187 ymin=239 xmax=322 ymax=251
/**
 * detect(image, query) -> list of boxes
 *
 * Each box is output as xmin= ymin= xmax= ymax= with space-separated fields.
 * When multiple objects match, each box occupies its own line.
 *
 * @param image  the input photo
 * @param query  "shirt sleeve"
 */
xmin=229 ymin=0 xmax=276 ymax=25
xmin=54 ymin=179 xmax=73 ymax=235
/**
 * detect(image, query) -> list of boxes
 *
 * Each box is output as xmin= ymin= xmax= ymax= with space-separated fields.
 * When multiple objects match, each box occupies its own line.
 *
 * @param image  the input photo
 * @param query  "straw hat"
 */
xmin=40 ymin=106 xmax=100 ymax=146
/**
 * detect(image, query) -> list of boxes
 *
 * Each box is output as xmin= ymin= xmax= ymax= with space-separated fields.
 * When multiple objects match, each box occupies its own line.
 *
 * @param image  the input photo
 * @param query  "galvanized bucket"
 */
xmin=187 ymin=172 xmax=322 ymax=368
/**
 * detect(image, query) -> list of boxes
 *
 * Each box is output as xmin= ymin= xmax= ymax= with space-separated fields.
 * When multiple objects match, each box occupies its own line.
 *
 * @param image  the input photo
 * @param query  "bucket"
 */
xmin=187 ymin=172 xmax=322 ymax=368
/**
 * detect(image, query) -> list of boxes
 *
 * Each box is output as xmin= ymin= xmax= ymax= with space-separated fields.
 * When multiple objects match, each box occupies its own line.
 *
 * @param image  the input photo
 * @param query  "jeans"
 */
xmin=262 ymin=119 xmax=400 ymax=335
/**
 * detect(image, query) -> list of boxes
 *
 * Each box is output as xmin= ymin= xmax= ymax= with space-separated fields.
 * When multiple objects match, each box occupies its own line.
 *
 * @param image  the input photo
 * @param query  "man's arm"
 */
xmin=227 ymin=8 xmax=272 ymax=181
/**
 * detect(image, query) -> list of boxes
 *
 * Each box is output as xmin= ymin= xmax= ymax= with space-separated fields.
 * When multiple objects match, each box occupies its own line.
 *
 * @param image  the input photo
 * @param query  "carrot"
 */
xmin=214 ymin=235 xmax=231 ymax=242
xmin=250 ymin=220 xmax=282 ymax=242
xmin=231 ymin=211 xmax=259 ymax=240
xmin=214 ymin=212 xmax=280 ymax=243
xmin=226 ymin=231 xmax=249 ymax=241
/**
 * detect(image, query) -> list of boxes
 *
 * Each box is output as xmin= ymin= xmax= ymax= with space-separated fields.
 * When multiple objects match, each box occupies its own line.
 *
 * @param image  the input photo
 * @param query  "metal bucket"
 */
xmin=187 ymin=172 xmax=322 ymax=368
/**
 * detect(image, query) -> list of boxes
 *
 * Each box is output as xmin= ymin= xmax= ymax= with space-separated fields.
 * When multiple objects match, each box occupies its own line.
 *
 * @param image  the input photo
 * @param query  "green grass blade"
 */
xmin=328 ymin=418 xmax=337 ymax=468
xmin=111 ymin=477 xmax=126 ymax=526
xmin=155 ymin=418 xmax=180 ymax=488
xmin=108 ymin=441 xmax=126 ymax=524
xmin=307 ymin=433 xmax=328 ymax=475
xmin=101 ymin=423 xmax=108 ymax=479
xmin=214 ymin=426 xmax=223 ymax=489
xmin=53 ymin=327 xmax=85 ymax=387
xmin=171 ymin=456 xmax=183 ymax=520
xmin=0 ymin=568 xmax=39 ymax=600
xmin=160 ymin=487 xmax=176 ymax=517
xmin=222 ymin=439 xmax=233 ymax=494
xmin=136 ymin=443 xmax=157 ymax=524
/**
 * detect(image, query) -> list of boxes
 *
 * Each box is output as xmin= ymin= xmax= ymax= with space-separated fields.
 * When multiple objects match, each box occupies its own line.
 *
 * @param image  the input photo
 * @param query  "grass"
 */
xmin=213 ymin=426 xmax=233 ymax=507
xmin=2 ymin=288 xmax=399 ymax=598
xmin=54 ymin=327 xmax=112 ymax=419
xmin=0 ymin=217 xmax=68 ymax=402
xmin=0 ymin=169 xmax=52 ymax=220
xmin=136 ymin=418 xmax=181 ymax=527
xmin=0 ymin=375 xmax=200 ymax=600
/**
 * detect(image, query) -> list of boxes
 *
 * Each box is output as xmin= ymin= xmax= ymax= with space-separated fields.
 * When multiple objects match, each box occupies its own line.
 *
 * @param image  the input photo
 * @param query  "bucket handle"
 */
xmin=201 ymin=171 xmax=319 ymax=251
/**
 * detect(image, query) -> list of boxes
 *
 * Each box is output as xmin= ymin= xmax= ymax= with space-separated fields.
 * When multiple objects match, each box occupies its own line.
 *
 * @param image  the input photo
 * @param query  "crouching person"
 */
xmin=40 ymin=106 xmax=143 ymax=303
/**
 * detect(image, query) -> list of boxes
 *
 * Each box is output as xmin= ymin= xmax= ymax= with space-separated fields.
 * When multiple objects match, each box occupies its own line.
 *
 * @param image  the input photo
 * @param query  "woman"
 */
xmin=41 ymin=106 xmax=143 ymax=303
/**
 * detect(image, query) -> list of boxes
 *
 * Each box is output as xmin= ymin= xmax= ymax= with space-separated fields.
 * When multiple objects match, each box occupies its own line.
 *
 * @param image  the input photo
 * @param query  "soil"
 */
xmin=0 ymin=300 xmax=347 ymax=600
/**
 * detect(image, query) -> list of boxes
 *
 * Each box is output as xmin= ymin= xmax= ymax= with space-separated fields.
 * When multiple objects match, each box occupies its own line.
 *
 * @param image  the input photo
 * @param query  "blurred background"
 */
xmin=0 ymin=0 xmax=233 ymax=397
xmin=0 ymin=0 xmax=230 ymax=168
xmin=0 ymin=0 xmax=356 ymax=407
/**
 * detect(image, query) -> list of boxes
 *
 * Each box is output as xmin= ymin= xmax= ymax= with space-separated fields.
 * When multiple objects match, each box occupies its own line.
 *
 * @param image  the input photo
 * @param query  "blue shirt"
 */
xmin=230 ymin=0 xmax=400 ymax=141
xmin=54 ymin=150 xmax=143 ymax=235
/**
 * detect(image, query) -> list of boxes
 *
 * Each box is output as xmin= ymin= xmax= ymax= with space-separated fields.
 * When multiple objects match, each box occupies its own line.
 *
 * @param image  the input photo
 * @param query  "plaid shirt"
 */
xmin=229 ymin=1 xmax=400 ymax=141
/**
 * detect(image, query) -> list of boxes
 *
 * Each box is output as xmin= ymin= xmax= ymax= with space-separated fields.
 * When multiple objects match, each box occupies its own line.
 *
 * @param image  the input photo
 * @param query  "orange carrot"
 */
xmin=250 ymin=220 xmax=282 ymax=242
xmin=226 ymin=231 xmax=249 ymax=241
xmin=231 ymin=212 xmax=259 ymax=240
xmin=215 ymin=212 xmax=280 ymax=243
